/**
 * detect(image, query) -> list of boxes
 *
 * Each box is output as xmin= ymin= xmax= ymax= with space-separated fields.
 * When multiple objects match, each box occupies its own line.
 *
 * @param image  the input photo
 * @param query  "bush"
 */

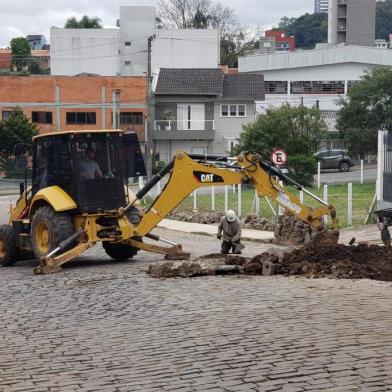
xmin=287 ymin=154 xmax=316 ymax=187
xmin=153 ymin=160 xmax=166 ymax=174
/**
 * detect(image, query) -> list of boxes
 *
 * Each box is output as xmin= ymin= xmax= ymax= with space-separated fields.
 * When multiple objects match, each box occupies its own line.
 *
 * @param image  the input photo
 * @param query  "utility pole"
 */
xmin=146 ymin=34 xmax=155 ymax=179
xmin=112 ymin=90 xmax=120 ymax=129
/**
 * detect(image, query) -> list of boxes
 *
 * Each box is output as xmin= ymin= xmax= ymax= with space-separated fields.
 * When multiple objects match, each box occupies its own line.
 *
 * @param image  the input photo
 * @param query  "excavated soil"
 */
xmin=147 ymin=243 xmax=392 ymax=281
xmin=274 ymin=243 xmax=392 ymax=281
xmin=167 ymin=210 xmax=275 ymax=231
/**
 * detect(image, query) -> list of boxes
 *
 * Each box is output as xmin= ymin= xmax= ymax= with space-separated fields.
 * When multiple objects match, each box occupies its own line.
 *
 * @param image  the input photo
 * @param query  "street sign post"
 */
xmin=271 ymin=148 xmax=288 ymax=167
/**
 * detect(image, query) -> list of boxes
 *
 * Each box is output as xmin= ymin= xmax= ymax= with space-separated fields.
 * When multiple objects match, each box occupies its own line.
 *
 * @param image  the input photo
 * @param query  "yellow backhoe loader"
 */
xmin=0 ymin=130 xmax=339 ymax=274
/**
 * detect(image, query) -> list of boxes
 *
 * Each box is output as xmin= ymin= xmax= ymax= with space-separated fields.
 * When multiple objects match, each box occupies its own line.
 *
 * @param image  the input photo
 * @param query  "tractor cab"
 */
xmin=32 ymin=130 xmax=146 ymax=213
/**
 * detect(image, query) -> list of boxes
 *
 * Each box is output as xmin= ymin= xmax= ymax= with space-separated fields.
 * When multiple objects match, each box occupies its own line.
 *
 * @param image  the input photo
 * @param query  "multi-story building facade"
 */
xmin=152 ymin=68 xmax=264 ymax=162
xmin=315 ymin=0 xmax=329 ymax=13
xmin=328 ymin=0 xmax=376 ymax=46
xmin=239 ymin=45 xmax=392 ymax=144
xmin=0 ymin=76 xmax=147 ymax=141
xmin=50 ymin=6 xmax=220 ymax=77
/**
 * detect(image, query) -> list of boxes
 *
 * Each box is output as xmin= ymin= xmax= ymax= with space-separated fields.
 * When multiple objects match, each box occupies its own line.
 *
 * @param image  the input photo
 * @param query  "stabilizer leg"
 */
xmin=34 ymin=242 xmax=95 ymax=274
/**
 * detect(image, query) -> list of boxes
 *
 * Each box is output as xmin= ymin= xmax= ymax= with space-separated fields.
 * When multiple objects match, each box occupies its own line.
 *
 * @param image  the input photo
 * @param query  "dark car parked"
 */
xmin=314 ymin=149 xmax=354 ymax=172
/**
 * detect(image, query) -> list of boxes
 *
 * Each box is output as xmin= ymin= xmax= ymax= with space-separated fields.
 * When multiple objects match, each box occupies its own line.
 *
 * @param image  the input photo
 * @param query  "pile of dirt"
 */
xmin=168 ymin=210 xmax=275 ymax=231
xmin=148 ymin=243 xmax=392 ymax=281
xmin=167 ymin=210 xmax=223 ymax=224
xmin=242 ymin=214 xmax=275 ymax=231
xmin=268 ymin=243 xmax=392 ymax=281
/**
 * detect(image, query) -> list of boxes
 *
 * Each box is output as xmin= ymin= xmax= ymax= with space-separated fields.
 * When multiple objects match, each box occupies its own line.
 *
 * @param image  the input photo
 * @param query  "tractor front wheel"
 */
xmin=103 ymin=241 xmax=140 ymax=261
xmin=31 ymin=205 xmax=74 ymax=258
xmin=0 ymin=224 xmax=20 ymax=267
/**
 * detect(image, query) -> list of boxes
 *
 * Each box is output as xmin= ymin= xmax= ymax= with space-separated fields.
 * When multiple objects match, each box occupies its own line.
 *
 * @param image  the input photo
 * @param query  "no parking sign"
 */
xmin=271 ymin=148 xmax=288 ymax=167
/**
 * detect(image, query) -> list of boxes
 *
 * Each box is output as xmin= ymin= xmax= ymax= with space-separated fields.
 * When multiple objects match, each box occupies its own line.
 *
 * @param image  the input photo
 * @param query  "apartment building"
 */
xmin=0 ymin=76 xmax=147 ymax=141
xmin=328 ymin=0 xmax=376 ymax=46
xmin=315 ymin=0 xmax=329 ymax=13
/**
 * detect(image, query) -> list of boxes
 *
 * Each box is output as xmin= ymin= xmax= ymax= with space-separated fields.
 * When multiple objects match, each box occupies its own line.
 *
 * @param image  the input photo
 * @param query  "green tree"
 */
xmin=277 ymin=12 xmax=328 ymax=49
xmin=10 ymin=37 xmax=31 ymax=71
xmin=64 ymin=15 xmax=103 ymax=28
xmin=376 ymin=0 xmax=392 ymax=40
xmin=337 ymin=67 xmax=392 ymax=158
xmin=0 ymin=108 xmax=38 ymax=167
xmin=236 ymin=104 xmax=327 ymax=185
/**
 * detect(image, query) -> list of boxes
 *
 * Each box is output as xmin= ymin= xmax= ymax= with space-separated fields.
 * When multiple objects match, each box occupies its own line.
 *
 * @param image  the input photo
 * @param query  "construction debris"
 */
xmin=147 ymin=243 xmax=392 ymax=281
xmin=242 ymin=214 xmax=275 ymax=231
xmin=147 ymin=254 xmax=248 ymax=278
xmin=274 ymin=213 xmax=314 ymax=245
xmin=168 ymin=210 xmax=223 ymax=224
xmin=168 ymin=210 xmax=275 ymax=231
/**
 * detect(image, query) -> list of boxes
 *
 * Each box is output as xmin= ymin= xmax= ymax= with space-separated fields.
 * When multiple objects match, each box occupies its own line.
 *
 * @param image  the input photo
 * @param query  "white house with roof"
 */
xmin=239 ymin=45 xmax=392 ymax=139
xmin=152 ymin=68 xmax=264 ymax=162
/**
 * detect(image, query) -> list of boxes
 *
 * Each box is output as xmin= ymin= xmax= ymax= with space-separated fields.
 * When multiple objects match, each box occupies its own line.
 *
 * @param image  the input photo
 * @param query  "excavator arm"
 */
xmin=132 ymin=151 xmax=338 ymax=237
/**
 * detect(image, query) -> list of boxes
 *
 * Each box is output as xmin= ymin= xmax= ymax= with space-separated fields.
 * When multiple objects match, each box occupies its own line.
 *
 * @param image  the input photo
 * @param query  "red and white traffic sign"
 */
xmin=271 ymin=148 xmax=288 ymax=166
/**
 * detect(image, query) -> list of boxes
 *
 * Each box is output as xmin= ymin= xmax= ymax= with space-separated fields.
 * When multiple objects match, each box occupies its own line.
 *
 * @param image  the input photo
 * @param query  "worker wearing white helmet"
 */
xmin=217 ymin=210 xmax=243 ymax=254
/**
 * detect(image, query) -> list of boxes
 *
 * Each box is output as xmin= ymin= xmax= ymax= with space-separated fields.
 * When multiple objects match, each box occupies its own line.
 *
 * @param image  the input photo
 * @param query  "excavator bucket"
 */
xmin=309 ymin=229 xmax=340 ymax=247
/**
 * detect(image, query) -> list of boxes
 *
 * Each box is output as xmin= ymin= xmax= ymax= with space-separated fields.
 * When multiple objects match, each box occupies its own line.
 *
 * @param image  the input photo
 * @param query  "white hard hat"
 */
xmin=226 ymin=210 xmax=236 ymax=222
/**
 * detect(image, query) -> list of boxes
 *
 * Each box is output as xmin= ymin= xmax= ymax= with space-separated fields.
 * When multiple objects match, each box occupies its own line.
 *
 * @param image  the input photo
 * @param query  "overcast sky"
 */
xmin=0 ymin=0 xmax=314 ymax=48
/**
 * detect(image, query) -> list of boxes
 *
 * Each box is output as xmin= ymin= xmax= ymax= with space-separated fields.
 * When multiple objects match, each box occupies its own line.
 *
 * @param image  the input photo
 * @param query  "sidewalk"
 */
xmin=158 ymin=219 xmax=275 ymax=242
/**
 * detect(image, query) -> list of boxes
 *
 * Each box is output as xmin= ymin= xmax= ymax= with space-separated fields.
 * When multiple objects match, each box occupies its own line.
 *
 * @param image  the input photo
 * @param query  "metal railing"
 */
xmin=154 ymin=120 xmax=215 ymax=132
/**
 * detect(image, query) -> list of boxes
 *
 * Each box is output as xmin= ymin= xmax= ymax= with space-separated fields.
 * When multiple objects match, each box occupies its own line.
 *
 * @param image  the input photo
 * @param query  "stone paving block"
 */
xmin=1 ymin=233 xmax=392 ymax=391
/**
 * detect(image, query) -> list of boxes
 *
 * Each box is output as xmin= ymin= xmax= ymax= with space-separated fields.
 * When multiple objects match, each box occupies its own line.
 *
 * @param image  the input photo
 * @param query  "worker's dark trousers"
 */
xmin=221 ymin=240 xmax=241 ymax=254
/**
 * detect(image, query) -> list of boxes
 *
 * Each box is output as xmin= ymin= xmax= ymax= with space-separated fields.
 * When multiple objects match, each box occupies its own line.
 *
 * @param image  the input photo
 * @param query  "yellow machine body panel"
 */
xmin=8 ymin=188 xmax=31 ymax=223
xmin=29 ymin=186 xmax=77 ymax=215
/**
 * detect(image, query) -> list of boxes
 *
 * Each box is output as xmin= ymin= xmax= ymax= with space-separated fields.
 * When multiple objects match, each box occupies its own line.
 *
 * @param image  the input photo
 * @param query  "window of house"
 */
xmin=265 ymin=81 xmax=288 ymax=94
xmin=114 ymin=112 xmax=143 ymax=125
xmin=221 ymin=105 xmax=229 ymax=117
xmin=66 ymin=112 xmax=96 ymax=125
xmin=290 ymin=81 xmax=345 ymax=95
xmin=221 ymin=105 xmax=246 ymax=118
xmin=2 ymin=110 xmax=12 ymax=120
xmin=32 ymin=111 xmax=52 ymax=124
xmin=125 ymin=61 xmax=132 ymax=66
xmin=125 ymin=41 xmax=132 ymax=46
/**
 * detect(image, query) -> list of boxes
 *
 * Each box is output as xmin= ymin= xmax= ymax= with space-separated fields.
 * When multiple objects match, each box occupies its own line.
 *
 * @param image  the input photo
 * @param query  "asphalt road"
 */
xmin=317 ymin=165 xmax=377 ymax=185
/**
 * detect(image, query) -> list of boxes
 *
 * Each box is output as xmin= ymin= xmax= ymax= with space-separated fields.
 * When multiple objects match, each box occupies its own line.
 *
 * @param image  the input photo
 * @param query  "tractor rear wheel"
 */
xmin=0 ymin=224 xmax=20 ymax=267
xmin=103 ymin=240 xmax=140 ymax=261
xmin=31 ymin=205 xmax=74 ymax=258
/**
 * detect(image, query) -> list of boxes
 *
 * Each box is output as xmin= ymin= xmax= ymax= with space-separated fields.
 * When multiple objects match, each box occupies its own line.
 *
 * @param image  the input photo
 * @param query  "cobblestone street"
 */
xmin=0 ymin=226 xmax=392 ymax=392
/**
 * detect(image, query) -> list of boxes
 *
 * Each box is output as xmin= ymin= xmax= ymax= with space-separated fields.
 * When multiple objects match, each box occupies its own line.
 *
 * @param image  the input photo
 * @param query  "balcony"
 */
xmin=152 ymin=120 xmax=215 ymax=140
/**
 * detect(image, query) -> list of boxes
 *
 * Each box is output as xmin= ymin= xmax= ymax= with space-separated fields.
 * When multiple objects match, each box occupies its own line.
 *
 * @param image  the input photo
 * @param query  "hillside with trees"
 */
xmin=277 ymin=0 xmax=392 ymax=49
